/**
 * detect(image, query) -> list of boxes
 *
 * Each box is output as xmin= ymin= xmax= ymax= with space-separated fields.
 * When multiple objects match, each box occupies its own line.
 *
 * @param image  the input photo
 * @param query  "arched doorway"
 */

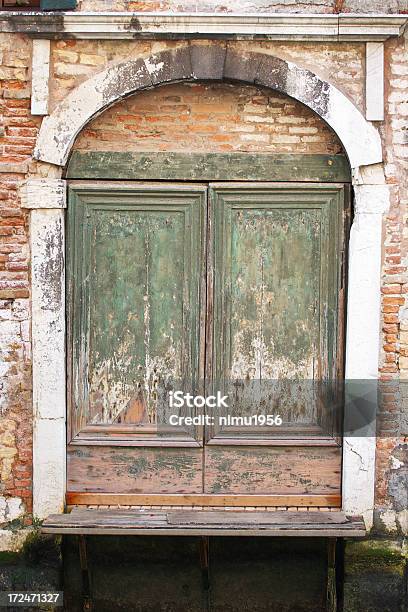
xmin=26 ymin=46 xmax=387 ymax=524
xmin=64 ymin=80 xmax=351 ymax=508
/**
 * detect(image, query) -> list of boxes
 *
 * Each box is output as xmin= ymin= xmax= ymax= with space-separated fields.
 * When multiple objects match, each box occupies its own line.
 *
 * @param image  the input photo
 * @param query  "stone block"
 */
xmin=145 ymin=46 xmax=193 ymax=85
xmin=224 ymin=49 xmax=263 ymax=84
xmin=190 ymin=43 xmax=226 ymax=81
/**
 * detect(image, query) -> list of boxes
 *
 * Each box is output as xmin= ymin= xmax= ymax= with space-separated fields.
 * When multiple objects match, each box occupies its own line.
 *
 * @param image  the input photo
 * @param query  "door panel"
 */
xmin=68 ymin=446 xmax=203 ymax=494
xmin=204 ymin=184 xmax=345 ymax=498
xmin=67 ymin=184 xmax=207 ymax=445
xmin=204 ymin=446 xmax=341 ymax=495
xmin=207 ymin=184 xmax=345 ymax=444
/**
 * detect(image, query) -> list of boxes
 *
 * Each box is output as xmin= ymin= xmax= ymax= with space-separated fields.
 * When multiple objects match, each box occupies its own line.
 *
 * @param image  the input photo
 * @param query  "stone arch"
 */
xmin=34 ymin=43 xmax=382 ymax=170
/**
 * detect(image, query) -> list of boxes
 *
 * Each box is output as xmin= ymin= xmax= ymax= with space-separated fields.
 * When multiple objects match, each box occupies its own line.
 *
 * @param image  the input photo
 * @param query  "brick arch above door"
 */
xmin=33 ymin=43 xmax=382 ymax=170
xmin=70 ymin=81 xmax=345 ymax=157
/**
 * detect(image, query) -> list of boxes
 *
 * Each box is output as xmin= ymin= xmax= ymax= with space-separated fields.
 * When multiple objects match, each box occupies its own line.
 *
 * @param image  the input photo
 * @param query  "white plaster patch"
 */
xmin=380 ymin=509 xmax=398 ymax=532
xmin=327 ymin=87 xmax=383 ymax=168
xmin=398 ymin=510 xmax=408 ymax=535
xmin=342 ymin=437 xmax=376 ymax=529
xmin=0 ymin=497 xmax=24 ymax=523
xmin=353 ymin=184 xmax=390 ymax=215
xmin=353 ymin=162 xmax=386 ymax=185
xmin=366 ymin=42 xmax=384 ymax=121
xmin=31 ymin=40 xmax=51 ymax=116
xmin=144 ymin=57 xmax=165 ymax=75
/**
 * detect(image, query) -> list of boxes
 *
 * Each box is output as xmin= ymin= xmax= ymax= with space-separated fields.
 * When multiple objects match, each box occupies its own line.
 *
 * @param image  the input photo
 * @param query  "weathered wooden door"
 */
xmin=67 ymin=182 xmax=347 ymax=507
xmin=204 ymin=184 xmax=345 ymax=502
xmin=67 ymin=184 xmax=207 ymax=497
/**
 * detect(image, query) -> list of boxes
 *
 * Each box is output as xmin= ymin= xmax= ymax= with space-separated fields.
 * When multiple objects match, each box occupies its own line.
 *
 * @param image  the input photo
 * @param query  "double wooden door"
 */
xmin=67 ymin=182 xmax=347 ymax=507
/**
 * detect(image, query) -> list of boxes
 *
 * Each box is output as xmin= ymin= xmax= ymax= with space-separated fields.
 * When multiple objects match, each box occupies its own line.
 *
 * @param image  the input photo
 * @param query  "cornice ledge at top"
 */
xmin=0 ymin=12 xmax=406 ymax=41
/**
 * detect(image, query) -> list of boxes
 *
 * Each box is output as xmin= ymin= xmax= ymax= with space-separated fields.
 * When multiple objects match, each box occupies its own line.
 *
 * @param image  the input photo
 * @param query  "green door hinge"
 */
xmin=40 ymin=0 xmax=77 ymax=9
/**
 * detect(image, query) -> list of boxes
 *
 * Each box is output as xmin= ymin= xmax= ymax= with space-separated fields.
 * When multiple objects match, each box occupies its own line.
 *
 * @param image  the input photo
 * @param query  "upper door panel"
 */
xmin=207 ymin=183 xmax=346 ymax=441
xmin=67 ymin=184 xmax=207 ymax=443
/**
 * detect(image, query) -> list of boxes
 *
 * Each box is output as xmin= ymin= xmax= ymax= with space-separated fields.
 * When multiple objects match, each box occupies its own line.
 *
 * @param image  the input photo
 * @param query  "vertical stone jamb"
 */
xmin=21 ymin=179 xmax=66 ymax=519
xmin=343 ymin=176 xmax=390 ymax=529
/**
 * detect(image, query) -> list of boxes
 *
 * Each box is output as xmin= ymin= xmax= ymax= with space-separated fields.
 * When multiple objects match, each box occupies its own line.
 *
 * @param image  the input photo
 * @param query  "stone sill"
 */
xmin=0 ymin=12 xmax=406 ymax=41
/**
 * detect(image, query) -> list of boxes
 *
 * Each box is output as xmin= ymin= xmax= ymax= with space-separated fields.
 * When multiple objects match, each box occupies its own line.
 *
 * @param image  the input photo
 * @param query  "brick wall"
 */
xmin=75 ymin=0 xmax=406 ymax=14
xmin=375 ymin=30 xmax=408 ymax=534
xmin=0 ymin=34 xmax=34 ymax=525
xmin=73 ymin=82 xmax=343 ymax=154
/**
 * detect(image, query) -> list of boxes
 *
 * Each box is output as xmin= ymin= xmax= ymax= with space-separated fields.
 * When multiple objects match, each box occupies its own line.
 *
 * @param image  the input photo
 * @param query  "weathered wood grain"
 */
xmin=67 ymin=184 xmax=206 ymax=440
xmin=67 ymin=446 xmax=203 ymax=494
xmin=42 ymin=509 xmax=365 ymax=537
xmin=206 ymin=183 xmax=345 ymax=493
xmin=210 ymin=184 xmax=343 ymax=385
xmin=66 ymin=152 xmax=351 ymax=183
xmin=204 ymin=446 xmax=342 ymax=495
xmin=66 ymin=493 xmax=341 ymax=507
xmin=167 ymin=511 xmax=348 ymax=525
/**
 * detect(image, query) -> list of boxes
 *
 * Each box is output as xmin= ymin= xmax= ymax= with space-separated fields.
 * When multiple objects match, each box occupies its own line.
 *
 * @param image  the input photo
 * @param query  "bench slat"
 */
xmin=42 ymin=508 xmax=366 ymax=537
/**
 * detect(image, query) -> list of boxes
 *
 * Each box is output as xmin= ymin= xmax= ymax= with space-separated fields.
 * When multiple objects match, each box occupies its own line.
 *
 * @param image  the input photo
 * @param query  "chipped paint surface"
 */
xmin=68 ymin=185 xmax=204 ymax=434
xmin=68 ymin=446 xmax=203 ymax=494
xmin=228 ymin=208 xmax=320 ymax=382
xmin=204 ymin=446 xmax=341 ymax=495
xmin=211 ymin=187 xmax=342 ymax=442
xmin=86 ymin=209 xmax=184 ymax=425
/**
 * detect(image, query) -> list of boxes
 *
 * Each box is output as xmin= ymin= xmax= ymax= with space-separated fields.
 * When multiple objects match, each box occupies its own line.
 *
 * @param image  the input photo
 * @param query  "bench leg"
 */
xmin=198 ymin=536 xmax=211 ymax=610
xmin=78 ymin=535 xmax=93 ymax=611
xmin=327 ymin=538 xmax=337 ymax=612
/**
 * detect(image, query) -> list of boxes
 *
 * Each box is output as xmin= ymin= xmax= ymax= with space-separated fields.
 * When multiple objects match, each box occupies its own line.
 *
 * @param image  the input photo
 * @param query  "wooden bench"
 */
xmin=42 ymin=508 xmax=365 ymax=608
xmin=42 ymin=508 xmax=365 ymax=537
